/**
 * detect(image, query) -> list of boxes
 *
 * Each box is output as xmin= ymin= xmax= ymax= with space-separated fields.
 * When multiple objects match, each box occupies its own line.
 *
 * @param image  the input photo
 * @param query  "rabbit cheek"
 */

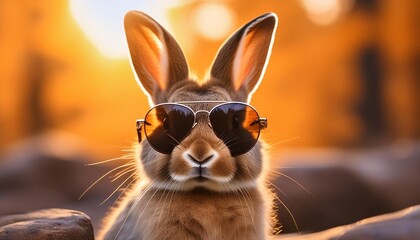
xmin=235 ymin=151 xmax=263 ymax=181
xmin=142 ymin=155 xmax=170 ymax=181
xmin=169 ymin=158 xmax=192 ymax=180
xmin=141 ymin=143 xmax=176 ymax=181
xmin=208 ymin=158 xmax=236 ymax=182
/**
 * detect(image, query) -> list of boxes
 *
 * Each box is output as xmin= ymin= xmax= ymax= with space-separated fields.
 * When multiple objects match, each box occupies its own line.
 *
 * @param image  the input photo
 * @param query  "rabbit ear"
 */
xmin=210 ymin=13 xmax=277 ymax=102
xmin=124 ymin=11 xmax=189 ymax=103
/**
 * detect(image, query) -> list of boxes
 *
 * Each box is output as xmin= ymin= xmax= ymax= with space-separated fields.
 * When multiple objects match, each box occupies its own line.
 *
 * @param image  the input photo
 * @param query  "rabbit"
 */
xmin=99 ymin=10 xmax=278 ymax=240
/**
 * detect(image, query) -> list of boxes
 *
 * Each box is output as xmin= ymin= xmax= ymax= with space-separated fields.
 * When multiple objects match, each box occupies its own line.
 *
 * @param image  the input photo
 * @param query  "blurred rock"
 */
xmin=0 ymin=208 xmax=94 ymax=240
xmin=280 ymin=204 xmax=420 ymax=240
xmin=272 ymin=165 xmax=389 ymax=233
xmin=0 ymin=132 xmax=125 ymax=232
xmin=272 ymin=141 xmax=420 ymax=233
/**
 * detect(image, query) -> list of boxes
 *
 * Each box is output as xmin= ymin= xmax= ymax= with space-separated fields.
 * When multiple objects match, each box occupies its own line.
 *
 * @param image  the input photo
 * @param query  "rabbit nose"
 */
xmin=185 ymin=139 xmax=218 ymax=165
xmin=187 ymin=153 xmax=214 ymax=165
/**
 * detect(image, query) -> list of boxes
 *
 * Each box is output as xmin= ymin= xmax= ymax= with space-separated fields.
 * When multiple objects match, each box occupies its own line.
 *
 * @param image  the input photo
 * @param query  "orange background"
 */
xmin=0 ymin=0 xmax=419 ymax=162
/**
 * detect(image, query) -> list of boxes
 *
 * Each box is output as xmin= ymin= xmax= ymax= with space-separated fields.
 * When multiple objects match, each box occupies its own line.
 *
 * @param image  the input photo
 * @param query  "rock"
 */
xmin=0 ymin=133 xmax=125 ymax=232
xmin=279 ymin=204 xmax=420 ymax=240
xmin=272 ymin=166 xmax=389 ymax=233
xmin=272 ymin=142 xmax=420 ymax=233
xmin=0 ymin=208 xmax=94 ymax=240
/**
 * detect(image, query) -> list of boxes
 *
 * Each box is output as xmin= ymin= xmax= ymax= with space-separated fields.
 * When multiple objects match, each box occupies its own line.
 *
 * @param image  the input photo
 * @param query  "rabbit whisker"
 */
xmin=227 ymin=137 xmax=256 ymax=147
xmin=156 ymin=177 xmax=178 ymax=233
xmin=101 ymin=172 xmax=137 ymax=205
xmin=269 ymin=170 xmax=313 ymax=196
xmin=111 ymin=165 xmax=137 ymax=182
xmin=224 ymin=182 xmax=248 ymax=226
xmin=266 ymin=176 xmax=290 ymax=199
xmin=86 ymin=155 xmax=134 ymax=166
xmin=268 ymin=181 xmax=301 ymax=234
xmin=114 ymin=181 xmax=155 ymax=240
xmin=79 ymin=162 xmax=135 ymax=200
xmin=238 ymin=185 xmax=258 ymax=232
xmin=219 ymin=135 xmax=256 ymax=152
xmin=164 ymin=132 xmax=187 ymax=149
xmin=112 ymin=176 xmax=138 ymax=207
xmin=133 ymin=186 xmax=161 ymax=233
xmin=215 ymin=130 xmax=229 ymax=148
xmin=267 ymin=136 xmax=301 ymax=148
xmin=230 ymin=182 xmax=255 ymax=229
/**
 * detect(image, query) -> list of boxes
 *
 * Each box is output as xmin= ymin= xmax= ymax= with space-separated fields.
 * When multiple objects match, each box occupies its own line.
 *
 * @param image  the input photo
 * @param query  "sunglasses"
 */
xmin=136 ymin=101 xmax=267 ymax=156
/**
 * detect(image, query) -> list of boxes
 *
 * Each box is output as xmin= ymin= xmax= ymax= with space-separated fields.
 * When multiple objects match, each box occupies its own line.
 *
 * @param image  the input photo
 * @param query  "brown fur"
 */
xmin=99 ymin=11 xmax=278 ymax=240
xmin=102 ymin=183 xmax=271 ymax=240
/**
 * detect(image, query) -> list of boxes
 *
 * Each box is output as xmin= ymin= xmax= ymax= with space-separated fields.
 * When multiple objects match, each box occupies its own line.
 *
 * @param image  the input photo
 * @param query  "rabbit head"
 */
xmin=125 ymin=11 xmax=277 ymax=192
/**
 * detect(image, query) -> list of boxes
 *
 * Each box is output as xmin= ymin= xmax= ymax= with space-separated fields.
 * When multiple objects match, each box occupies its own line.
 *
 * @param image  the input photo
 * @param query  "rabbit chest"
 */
xmin=129 ymin=187 xmax=268 ymax=240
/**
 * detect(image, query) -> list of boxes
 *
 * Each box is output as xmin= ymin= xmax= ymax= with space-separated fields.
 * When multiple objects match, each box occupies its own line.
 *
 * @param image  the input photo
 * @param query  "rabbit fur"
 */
xmin=99 ymin=10 xmax=278 ymax=240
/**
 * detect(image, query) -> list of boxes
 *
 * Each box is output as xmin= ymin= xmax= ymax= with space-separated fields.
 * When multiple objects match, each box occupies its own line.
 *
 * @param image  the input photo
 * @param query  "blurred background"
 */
xmin=0 ymin=0 xmax=419 ymax=236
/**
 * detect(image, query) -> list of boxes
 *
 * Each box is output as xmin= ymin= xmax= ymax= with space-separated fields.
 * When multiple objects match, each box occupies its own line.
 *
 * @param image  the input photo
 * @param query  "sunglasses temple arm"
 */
xmin=136 ymin=119 xmax=144 ymax=143
xmin=259 ymin=118 xmax=268 ymax=129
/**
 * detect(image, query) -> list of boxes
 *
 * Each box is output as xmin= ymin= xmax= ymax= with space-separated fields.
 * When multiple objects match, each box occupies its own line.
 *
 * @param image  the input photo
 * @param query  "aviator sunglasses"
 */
xmin=136 ymin=101 xmax=267 ymax=156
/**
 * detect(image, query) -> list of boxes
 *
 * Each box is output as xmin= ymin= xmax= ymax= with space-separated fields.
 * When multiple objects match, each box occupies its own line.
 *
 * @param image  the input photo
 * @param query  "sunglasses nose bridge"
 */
xmin=192 ymin=110 xmax=212 ymax=129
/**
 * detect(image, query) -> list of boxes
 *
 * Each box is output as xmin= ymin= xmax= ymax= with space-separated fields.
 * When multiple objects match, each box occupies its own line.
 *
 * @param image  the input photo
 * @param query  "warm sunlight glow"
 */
xmin=299 ymin=0 xmax=353 ymax=25
xmin=191 ymin=3 xmax=235 ymax=40
xmin=69 ymin=0 xmax=181 ymax=58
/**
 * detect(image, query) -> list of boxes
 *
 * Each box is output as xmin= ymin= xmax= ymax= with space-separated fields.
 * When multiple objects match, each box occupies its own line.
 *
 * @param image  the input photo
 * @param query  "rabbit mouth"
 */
xmin=151 ymin=177 xmax=257 ymax=192
xmin=193 ymin=168 xmax=234 ymax=183
xmin=193 ymin=176 xmax=208 ymax=182
xmin=171 ymin=171 xmax=233 ymax=184
xmin=193 ymin=166 xmax=209 ymax=182
xmin=193 ymin=165 xmax=209 ymax=178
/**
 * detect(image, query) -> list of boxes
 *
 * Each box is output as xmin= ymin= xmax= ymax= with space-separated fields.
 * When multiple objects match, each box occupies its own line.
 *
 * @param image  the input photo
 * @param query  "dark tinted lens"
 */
xmin=144 ymin=104 xmax=194 ymax=154
xmin=210 ymin=103 xmax=261 ymax=156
